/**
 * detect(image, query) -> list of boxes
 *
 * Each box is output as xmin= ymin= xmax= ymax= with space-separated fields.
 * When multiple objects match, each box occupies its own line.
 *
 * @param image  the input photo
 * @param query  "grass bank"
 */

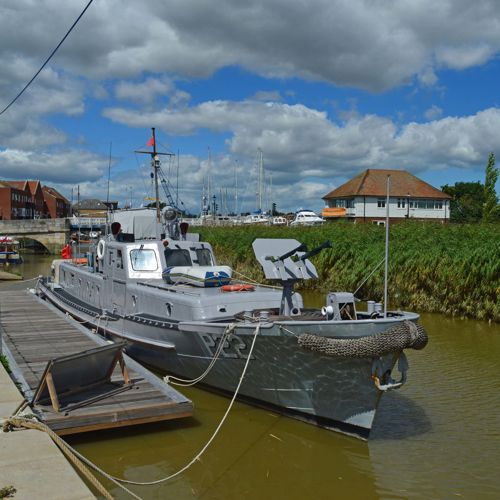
xmin=199 ymin=222 xmax=500 ymax=322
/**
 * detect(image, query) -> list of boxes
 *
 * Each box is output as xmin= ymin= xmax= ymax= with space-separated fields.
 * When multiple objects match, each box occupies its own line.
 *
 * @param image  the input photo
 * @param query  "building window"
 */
xmin=410 ymin=199 xmax=442 ymax=210
xmin=397 ymin=198 xmax=406 ymax=208
xmin=334 ymin=199 xmax=354 ymax=209
xmin=377 ymin=198 xmax=386 ymax=208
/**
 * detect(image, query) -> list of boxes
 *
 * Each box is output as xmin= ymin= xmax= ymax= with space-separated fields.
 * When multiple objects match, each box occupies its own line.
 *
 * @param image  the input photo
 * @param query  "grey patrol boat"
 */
xmin=37 ymin=139 xmax=428 ymax=440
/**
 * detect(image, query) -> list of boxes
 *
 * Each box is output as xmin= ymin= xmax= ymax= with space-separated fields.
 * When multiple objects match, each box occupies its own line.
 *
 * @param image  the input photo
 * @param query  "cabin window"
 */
xmin=164 ymin=248 xmax=192 ymax=267
xmin=196 ymin=248 xmax=213 ymax=266
xmin=130 ymin=249 xmax=158 ymax=271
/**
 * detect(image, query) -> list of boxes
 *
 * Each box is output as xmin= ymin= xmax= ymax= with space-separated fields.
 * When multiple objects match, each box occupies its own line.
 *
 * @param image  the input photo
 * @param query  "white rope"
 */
xmin=106 ymin=323 xmax=261 ymax=487
xmin=231 ymin=269 xmax=280 ymax=289
xmin=278 ymin=324 xmax=299 ymax=338
xmin=164 ymin=323 xmax=236 ymax=386
xmin=352 ymin=257 xmax=386 ymax=296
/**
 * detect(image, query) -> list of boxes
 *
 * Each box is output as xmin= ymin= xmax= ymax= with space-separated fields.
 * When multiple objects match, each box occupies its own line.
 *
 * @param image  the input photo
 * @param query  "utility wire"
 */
xmin=0 ymin=0 xmax=95 ymax=116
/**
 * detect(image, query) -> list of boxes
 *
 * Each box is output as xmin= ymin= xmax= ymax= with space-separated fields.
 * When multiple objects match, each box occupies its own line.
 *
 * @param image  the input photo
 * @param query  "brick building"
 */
xmin=0 ymin=180 xmax=71 ymax=219
xmin=0 ymin=181 xmax=32 ymax=219
xmin=42 ymin=186 xmax=71 ymax=218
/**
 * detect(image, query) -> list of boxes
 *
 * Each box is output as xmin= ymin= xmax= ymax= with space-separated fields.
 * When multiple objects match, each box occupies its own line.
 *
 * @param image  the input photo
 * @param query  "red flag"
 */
xmin=146 ymin=135 xmax=155 ymax=147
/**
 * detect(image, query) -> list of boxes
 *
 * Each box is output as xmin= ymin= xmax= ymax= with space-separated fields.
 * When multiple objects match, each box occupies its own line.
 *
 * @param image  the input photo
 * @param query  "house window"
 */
xmin=377 ymin=198 xmax=386 ymax=208
xmin=334 ymin=199 xmax=354 ymax=208
xmin=409 ymin=199 xmax=443 ymax=209
xmin=397 ymin=198 xmax=406 ymax=208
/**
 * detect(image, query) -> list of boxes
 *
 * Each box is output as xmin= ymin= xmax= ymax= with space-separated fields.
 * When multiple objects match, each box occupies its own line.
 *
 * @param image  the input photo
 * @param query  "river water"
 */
xmin=2 ymin=256 xmax=499 ymax=499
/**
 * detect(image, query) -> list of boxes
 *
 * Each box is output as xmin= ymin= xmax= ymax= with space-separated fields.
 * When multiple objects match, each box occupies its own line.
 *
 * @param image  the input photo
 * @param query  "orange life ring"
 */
xmin=72 ymin=257 xmax=88 ymax=265
xmin=221 ymin=284 xmax=255 ymax=292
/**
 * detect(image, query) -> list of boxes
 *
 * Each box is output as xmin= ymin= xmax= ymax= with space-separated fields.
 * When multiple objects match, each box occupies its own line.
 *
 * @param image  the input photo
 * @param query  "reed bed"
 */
xmin=199 ymin=222 xmax=500 ymax=322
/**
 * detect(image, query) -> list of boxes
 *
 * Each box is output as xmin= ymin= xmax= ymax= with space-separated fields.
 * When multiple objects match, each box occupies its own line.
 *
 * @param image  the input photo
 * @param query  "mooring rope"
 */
xmin=3 ymin=416 xmax=133 ymax=500
xmin=5 ymin=323 xmax=261 ymax=495
xmin=110 ymin=322 xmax=261 ymax=486
xmin=164 ymin=323 xmax=236 ymax=387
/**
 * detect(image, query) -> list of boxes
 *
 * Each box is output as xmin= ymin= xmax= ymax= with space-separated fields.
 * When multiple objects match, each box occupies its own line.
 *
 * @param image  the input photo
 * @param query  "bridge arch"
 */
xmin=0 ymin=219 xmax=70 ymax=255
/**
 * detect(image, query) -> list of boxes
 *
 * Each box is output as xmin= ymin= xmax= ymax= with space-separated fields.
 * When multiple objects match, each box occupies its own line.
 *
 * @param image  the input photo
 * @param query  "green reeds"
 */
xmin=200 ymin=222 xmax=500 ymax=322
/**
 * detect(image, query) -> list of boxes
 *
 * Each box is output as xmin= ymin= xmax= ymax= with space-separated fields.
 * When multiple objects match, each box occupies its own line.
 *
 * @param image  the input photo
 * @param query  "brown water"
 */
xmin=3 ymin=256 xmax=500 ymax=499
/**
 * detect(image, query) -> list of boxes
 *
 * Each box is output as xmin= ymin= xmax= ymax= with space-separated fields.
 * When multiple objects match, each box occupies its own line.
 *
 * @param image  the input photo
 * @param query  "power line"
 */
xmin=0 ymin=0 xmax=95 ymax=116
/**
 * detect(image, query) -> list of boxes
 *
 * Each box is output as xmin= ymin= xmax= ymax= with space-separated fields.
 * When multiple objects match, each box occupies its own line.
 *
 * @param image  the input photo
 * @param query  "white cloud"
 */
xmin=115 ymin=77 xmax=175 ymax=105
xmin=424 ymin=105 xmax=443 ymax=120
xmin=105 ymin=99 xmax=500 ymax=173
xmin=3 ymin=0 xmax=500 ymax=92
xmin=0 ymin=148 xmax=107 ymax=184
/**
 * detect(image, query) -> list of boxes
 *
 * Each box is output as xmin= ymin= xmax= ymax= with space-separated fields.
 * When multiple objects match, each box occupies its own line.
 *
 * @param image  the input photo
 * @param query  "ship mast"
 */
xmin=135 ymin=127 xmax=173 ymax=223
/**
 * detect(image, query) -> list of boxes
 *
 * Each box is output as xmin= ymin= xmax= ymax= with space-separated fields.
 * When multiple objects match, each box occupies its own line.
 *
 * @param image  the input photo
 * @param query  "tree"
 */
xmin=482 ymin=152 xmax=500 ymax=222
xmin=441 ymin=181 xmax=485 ymax=223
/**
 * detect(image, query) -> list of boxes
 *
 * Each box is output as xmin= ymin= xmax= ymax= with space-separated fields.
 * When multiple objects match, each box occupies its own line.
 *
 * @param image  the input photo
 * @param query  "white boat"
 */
xmin=0 ymin=236 xmax=22 ymax=264
xmin=290 ymin=210 xmax=325 ymax=226
xmin=36 ymin=128 xmax=428 ymax=440
xmin=243 ymin=213 xmax=270 ymax=225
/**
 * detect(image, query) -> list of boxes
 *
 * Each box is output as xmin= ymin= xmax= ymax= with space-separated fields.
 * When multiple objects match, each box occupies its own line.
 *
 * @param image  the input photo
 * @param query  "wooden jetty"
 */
xmin=0 ymin=290 xmax=193 ymax=435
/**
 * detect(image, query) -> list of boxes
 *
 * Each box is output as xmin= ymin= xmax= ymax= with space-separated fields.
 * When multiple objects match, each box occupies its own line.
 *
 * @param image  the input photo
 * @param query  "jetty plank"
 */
xmin=0 ymin=290 xmax=193 ymax=435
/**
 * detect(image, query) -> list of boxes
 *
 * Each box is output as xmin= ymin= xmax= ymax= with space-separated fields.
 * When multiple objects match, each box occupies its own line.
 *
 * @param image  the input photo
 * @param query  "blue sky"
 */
xmin=1 ymin=0 xmax=500 ymax=214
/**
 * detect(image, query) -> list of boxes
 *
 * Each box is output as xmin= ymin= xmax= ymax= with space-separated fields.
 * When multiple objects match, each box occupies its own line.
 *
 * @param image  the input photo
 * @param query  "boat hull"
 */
xmin=37 ymin=280 xmax=404 ymax=439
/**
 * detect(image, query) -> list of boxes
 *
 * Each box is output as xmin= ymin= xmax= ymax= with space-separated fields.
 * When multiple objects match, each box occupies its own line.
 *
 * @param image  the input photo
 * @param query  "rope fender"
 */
xmin=298 ymin=320 xmax=428 ymax=358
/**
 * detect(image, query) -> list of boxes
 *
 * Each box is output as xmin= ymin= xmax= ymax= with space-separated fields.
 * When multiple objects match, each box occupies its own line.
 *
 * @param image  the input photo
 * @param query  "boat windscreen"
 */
xmin=195 ymin=248 xmax=213 ymax=265
xmin=164 ymin=248 xmax=192 ymax=266
xmin=130 ymin=249 xmax=159 ymax=271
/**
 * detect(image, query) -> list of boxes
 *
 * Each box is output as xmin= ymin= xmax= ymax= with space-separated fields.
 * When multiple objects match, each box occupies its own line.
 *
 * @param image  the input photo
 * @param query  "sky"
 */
xmin=1 ymin=0 xmax=500 ymax=215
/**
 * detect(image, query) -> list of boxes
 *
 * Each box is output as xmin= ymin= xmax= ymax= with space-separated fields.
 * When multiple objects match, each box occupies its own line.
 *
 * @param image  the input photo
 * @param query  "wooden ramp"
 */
xmin=0 ymin=290 xmax=193 ymax=435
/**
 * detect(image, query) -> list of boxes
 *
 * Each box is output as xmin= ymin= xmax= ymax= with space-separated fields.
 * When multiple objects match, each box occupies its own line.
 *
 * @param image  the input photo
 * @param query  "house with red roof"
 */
xmin=0 ymin=181 xmax=32 ymax=219
xmin=0 ymin=180 xmax=71 ymax=219
xmin=42 ymin=186 xmax=71 ymax=218
xmin=322 ymin=169 xmax=452 ymax=224
xmin=4 ymin=180 xmax=46 ymax=218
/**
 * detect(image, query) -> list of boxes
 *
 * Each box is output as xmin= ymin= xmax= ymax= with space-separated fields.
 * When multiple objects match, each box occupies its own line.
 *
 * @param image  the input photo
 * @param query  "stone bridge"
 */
xmin=0 ymin=218 xmax=70 ymax=254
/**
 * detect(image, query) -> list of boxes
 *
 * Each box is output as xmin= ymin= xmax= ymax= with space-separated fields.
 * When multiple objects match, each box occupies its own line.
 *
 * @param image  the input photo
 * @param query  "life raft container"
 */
xmin=162 ymin=265 xmax=232 ymax=287
xmin=221 ymin=284 xmax=255 ymax=292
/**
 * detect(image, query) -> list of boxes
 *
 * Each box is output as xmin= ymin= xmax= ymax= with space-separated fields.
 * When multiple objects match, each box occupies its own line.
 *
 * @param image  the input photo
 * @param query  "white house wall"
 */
xmin=355 ymin=197 xmax=449 ymax=220
xmin=327 ymin=197 xmax=449 ymax=220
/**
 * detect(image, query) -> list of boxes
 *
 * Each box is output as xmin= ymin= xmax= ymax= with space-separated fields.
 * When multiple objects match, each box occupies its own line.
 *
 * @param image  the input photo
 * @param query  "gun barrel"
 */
xmin=276 ymin=243 xmax=308 ymax=262
xmin=299 ymin=240 xmax=332 ymax=261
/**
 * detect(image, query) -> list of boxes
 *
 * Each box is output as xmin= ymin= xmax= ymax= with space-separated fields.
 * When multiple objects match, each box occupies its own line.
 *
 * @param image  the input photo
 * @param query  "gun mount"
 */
xmin=252 ymin=238 xmax=331 ymax=316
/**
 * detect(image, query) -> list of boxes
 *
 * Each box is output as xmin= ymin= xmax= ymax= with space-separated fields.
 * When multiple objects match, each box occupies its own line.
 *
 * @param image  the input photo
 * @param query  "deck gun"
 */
xmin=253 ymin=239 xmax=331 ymax=316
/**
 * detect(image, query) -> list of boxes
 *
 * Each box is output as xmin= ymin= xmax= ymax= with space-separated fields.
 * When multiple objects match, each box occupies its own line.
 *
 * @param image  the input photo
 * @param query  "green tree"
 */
xmin=482 ymin=152 xmax=500 ymax=222
xmin=441 ymin=181 xmax=485 ymax=223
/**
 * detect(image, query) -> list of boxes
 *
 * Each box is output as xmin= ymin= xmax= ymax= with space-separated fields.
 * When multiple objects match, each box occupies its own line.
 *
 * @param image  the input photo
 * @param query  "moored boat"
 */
xmin=35 ymin=130 xmax=428 ymax=439
xmin=290 ymin=209 xmax=325 ymax=226
xmin=0 ymin=235 xmax=23 ymax=264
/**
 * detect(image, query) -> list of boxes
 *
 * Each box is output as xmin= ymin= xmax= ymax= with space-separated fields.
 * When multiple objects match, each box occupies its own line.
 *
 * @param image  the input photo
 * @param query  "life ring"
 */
xmin=221 ymin=284 xmax=255 ymax=292
xmin=96 ymin=239 xmax=106 ymax=260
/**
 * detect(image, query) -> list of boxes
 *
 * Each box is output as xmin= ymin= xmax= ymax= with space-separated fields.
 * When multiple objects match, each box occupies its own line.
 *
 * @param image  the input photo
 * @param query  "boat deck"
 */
xmin=0 ymin=290 xmax=193 ymax=435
